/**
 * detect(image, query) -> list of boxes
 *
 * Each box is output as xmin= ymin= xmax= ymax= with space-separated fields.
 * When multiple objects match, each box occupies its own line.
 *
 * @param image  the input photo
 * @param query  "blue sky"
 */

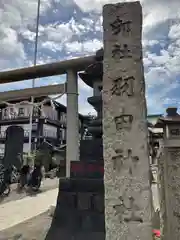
xmin=0 ymin=0 xmax=180 ymax=115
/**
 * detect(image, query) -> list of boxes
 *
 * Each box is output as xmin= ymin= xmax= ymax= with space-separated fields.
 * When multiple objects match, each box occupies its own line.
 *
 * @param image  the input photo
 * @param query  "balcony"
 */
xmin=0 ymin=128 xmax=58 ymax=142
xmin=43 ymin=130 xmax=57 ymax=139
xmin=0 ymin=130 xmax=32 ymax=140
xmin=1 ymin=111 xmax=39 ymax=121
xmin=59 ymin=116 xmax=67 ymax=126
xmin=0 ymin=131 xmax=6 ymax=139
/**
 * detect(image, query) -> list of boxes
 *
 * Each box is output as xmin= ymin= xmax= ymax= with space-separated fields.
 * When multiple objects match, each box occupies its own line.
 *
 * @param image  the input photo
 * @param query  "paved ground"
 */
xmin=0 ymin=211 xmax=52 ymax=240
xmin=0 ymin=187 xmax=58 ymax=232
xmin=0 ymin=178 xmax=159 ymax=239
xmin=0 ymin=178 xmax=59 ymax=204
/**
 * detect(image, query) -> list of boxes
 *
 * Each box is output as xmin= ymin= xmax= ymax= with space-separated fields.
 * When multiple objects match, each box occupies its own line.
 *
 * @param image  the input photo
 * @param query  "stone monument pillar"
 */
xmin=3 ymin=125 xmax=24 ymax=170
xmin=156 ymin=107 xmax=180 ymax=240
xmin=103 ymin=2 xmax=153 ymax=239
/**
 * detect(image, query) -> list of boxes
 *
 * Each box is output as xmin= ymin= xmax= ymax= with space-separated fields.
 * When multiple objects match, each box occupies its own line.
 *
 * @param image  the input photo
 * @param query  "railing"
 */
xmin=0 ymin=129 xmax=59 ymax=139
xmin=1 ymin=111 xmax=39 ymax=121
xmin=0 ymin=131 xmax=6 ymax=138
xmin=84 ymin=135 xmax=93 ymax=140
xmin=0 ymin=130 xmax=31 ymax=139
xmin=43 ymin=130 xmax=57 ymax=138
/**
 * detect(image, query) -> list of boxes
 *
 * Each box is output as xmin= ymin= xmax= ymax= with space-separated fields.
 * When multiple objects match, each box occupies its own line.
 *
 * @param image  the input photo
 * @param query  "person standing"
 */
xmin=18 ymin=164 xmax=30 ymax=190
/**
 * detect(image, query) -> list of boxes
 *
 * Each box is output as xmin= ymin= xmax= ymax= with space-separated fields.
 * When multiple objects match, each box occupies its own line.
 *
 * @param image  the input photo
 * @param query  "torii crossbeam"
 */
xmin=0 ymin=84 xmax=65 ymax=102
xmin=0 ymin=56 xmax=95 ymax=84
xmin=0 ymin=55 xmax=96 ymax=178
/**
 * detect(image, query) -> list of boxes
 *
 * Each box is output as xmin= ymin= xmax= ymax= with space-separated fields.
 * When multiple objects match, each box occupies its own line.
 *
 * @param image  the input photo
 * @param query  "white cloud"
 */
xmin=39 ymin=16 xmax=103 ymax=56
xmin=0 ymin=0 xmax=50 ymax=28
xmin=0 ymin=25 xmax=26 ymax=70
xmin=19 ymin=29 xmax=36 ymax=41
xmin=39 ymin=17 xmax=84 ymax=44
xmin=0 ymin=0 xmax=51 ymax=71
xmin=53 ymin=0 xmax=75 ymax=6
xmin=42 ymin=23 xmax=74 ymax=42
xmin=74 ymin=0 xmax=128 ymax=13
xmin=41 ymin=41 xmax=63 ymax=52
xmin=66 ymin=39 xmax=102 ymax=54
xmin=169 ymin=24 xmax=180 ymax=40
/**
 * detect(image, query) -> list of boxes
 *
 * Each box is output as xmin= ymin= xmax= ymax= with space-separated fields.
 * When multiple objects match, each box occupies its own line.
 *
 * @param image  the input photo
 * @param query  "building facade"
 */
xmin=0 ymin=96 xmax=86 ymax=158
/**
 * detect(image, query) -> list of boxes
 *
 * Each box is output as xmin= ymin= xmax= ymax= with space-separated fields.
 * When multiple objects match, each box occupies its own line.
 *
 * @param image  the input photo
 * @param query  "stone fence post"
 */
xmin=156 ymin=139 xmax=166 ymax=240
xmin=157 ymin=110 xmax=180 ymax=240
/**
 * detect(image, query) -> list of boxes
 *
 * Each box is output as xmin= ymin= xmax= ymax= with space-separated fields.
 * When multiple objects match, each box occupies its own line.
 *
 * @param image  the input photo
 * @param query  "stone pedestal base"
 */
xmin=45 ymin=178 xmax=105 ymax=240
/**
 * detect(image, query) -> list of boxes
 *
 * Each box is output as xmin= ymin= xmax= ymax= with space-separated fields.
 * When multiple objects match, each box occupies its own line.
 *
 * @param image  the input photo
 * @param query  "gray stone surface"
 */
xmin=158 ymin=118 xmax=180 ymax=240
xmin=102 ymin=2 xmax=153 ymax=239
xmin=157 ymin=144 xmax=166 ymax=240
xmin=163 ymin=148 xmax=180 ymax=240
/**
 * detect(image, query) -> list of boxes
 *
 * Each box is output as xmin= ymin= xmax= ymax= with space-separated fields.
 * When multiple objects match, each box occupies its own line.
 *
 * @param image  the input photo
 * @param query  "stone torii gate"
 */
xmin=0 ymin=56 xmax=95 ymax=177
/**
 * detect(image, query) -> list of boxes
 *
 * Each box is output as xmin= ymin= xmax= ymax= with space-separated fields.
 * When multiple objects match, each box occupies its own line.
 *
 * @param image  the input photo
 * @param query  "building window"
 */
xmin=32 ymin=123 xmax=38 ymax=131
xmin=10 ymin=107 xmax=17 ymax=119
xmin=60 ymin=113 xmax=66 ymax=124
xmin=18 ymin=108 xmax=25 ymax=117
xmin=79 ymin=120 xmax=82 ymax=129
xmin=33 ymin=107 xmax=39 ymax=117
xmin=52 ymin=110 xmax=58 ymax=120
xmin=61 ymin=128 xmax=66 ymax=140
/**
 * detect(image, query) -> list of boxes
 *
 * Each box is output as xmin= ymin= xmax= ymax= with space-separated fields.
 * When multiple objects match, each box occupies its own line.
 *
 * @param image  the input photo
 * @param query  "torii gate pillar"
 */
xmin=66 ymin=70 xmax=79 ymax=177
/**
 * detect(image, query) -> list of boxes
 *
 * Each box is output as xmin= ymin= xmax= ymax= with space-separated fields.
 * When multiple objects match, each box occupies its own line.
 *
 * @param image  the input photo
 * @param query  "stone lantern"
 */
xmin=71 ymin=48 xmax=104 ymax=176
xmin=79 ymin=48 xmax=103 ymax=139
xmin=45 ymin=51 xmax=105 ymax=239
xmin=156 ymin=107 xmax=180 ymax=146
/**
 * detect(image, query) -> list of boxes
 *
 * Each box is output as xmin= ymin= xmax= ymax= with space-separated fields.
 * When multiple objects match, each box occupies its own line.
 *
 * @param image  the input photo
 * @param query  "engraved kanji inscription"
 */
xmin=110 ymin=16 xmax=132 ymax=35
xmin=111 ymin=76 xmax=134 ymax=96
xmin=113 ymin=196 xmax=143 ymax=223
xmin=113 ymin=196 xmax=126 ymax=222
xmin=127 ymin=149 xmax=139 ymax=175
xmin=114 ymin=114 xmax=133 ymax=130
xmin=123 ymin=196 xmax=143 ymax=223
xmin=112 ymin=149 xmax=139 ymax=175
xmin=112 ymin=44 xmax=132 ymax=59
xmin=112 ymin=149 xmax=124 ymax=171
